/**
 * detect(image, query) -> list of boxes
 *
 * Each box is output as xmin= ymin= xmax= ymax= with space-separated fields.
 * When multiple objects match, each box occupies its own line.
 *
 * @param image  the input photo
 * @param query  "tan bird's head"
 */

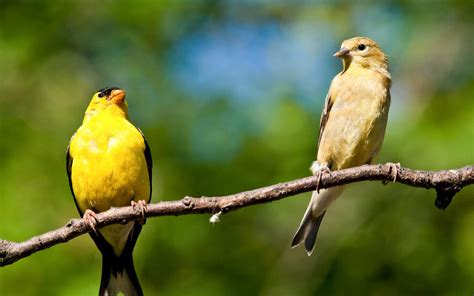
xmin=334 ymin=37 xmax=389 ymax=74
xmin=85 ymin=86 xmax=129 ymax=118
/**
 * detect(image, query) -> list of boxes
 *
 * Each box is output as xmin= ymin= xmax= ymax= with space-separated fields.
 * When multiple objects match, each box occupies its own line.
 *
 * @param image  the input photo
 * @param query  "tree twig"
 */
xmin=1 ymin=163 xmax=472 ymax=267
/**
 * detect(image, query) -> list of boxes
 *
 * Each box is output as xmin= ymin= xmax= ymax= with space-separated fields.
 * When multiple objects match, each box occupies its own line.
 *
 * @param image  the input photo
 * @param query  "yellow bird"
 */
xmin=67 ymin=87 xmax=152 ymax=295
xmin=292 ymin=37 xmax=392 ymax=255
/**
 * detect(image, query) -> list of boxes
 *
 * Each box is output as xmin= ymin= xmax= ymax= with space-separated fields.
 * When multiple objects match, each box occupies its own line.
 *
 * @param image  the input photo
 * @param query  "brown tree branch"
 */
xmin=1 ymin=163 xmax=473 ymax=267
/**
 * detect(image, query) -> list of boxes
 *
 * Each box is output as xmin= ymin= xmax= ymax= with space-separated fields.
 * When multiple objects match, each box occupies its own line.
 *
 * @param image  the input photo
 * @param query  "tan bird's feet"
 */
xmin=310 ymin=161 xmax=331 ymax=193
xmin=83 ymin=209 xmax=98 ymax=234
xmin=132 ymin=200 xmax=148 ymax=224
xmin=384 ymin=162 xmax=401 ymax=184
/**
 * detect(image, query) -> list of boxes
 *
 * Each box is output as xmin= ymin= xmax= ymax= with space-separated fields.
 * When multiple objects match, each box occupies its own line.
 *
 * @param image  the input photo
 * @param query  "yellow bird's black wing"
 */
xmin=136 ymin=127 xmax=153 ymax=203
xmin=66 ymin=135 xmax=84 ymax=216
xmin=318 ymin=93 xmax=334 ymax=146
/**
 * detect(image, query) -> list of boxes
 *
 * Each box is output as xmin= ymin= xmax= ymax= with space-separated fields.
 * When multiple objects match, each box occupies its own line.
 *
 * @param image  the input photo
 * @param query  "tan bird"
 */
xmin=291 ymin=37 xmax=392 ymax=255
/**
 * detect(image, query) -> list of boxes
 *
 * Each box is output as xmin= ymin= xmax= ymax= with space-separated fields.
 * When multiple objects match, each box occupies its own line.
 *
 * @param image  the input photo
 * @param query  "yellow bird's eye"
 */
xmin=357 ymin=44 xmax=367 ymax=51
xmin=96 ymin=86 xmax=119 ymax=99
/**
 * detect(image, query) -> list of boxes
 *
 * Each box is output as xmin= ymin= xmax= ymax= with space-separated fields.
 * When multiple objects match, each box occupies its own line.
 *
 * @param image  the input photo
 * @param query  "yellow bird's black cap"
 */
xmin=97 ymin=86 xmax=121 ymax=98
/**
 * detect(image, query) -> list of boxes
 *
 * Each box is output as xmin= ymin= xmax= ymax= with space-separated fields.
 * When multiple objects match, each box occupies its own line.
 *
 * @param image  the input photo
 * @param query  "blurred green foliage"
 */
xmin=0 ymin=1 xmax=473 ymax=295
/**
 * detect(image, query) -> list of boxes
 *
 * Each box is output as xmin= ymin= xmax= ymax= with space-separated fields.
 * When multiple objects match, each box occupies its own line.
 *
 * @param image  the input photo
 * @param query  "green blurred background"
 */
xmin=1 ymin=1 xmax=473 ymax=295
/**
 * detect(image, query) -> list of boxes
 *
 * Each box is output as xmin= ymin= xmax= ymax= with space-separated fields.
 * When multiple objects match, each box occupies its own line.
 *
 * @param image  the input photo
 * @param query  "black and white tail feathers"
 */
xmin=100 ymin=249 xmax=143 ymax=296
xmin=89 ymin=223 xmax=144 ymax=296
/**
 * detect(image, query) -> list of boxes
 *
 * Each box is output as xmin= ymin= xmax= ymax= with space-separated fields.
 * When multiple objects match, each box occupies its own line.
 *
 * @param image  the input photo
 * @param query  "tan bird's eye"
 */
xmin=357 ymin=44 xmax=367 ymax=51
xmin=98 ymin=92 xmax=105 ymax=98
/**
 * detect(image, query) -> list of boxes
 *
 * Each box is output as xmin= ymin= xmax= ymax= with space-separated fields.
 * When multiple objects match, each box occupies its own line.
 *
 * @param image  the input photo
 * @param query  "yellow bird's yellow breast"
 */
xmin=69 ymin=112 xmax=150 ymax=214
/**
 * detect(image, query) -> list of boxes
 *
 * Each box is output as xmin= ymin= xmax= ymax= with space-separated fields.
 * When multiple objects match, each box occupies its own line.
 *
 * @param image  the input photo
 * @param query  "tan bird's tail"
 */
xmin=291 ymin=210 xmax=326 ymax=256
xmin=291 ymin=187 xmax=344 ymax=255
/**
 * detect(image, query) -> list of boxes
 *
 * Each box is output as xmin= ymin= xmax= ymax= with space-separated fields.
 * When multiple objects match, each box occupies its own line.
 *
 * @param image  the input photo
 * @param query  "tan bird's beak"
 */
xmin=334 ymin=47 xmax=350 ymax=58
xmin=108 ymin=89 xmax=126 ymax=104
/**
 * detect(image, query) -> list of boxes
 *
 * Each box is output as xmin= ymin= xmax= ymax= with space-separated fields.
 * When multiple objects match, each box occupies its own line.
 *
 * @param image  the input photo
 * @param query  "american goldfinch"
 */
xmin=67 ymin=87 xmax=152 ymax=295
xmin=292 ymin=37 xmax=391 ymax=255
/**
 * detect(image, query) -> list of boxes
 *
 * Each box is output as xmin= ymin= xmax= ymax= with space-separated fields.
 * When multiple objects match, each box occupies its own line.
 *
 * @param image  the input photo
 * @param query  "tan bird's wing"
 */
xmin=318 ymin=93 xmax=334 ymax=146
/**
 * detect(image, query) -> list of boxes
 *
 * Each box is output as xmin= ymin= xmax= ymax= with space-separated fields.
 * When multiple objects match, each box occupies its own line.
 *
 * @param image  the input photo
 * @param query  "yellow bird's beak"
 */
xmin=108 ymin=89 xmax=126 ymax=104
xmin=334 ymin=47 xmax=350 ymax=58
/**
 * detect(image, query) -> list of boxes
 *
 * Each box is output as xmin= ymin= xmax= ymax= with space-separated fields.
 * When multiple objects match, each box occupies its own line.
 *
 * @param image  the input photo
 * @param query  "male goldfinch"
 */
xmin=67 ymin=87 xmax=152 ymax=295
xmin=292 ymin=37 xmax=392 ymax=255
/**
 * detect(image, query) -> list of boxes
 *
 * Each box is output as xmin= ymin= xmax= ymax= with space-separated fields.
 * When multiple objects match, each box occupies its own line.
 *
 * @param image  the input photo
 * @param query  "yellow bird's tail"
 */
xmin=100 ymin=250 xmax=143 ymax=296
xmin=88 ymin=223 xmax=144 ymax=296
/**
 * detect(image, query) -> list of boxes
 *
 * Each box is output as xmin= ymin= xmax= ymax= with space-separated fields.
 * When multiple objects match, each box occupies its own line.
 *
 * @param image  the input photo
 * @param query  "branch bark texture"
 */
xmin=1 ymin=163 xmax=472 ymax=267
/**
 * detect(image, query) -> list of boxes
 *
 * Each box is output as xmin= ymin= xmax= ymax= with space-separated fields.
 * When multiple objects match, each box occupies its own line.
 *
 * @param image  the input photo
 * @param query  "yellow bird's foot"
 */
xmin=310 ymin=161 xmax=331 ymax=193
xmin=83 ymin=209 xmax=98 ymax=234
xmin=131 ymin=200 xmax=148 ymax=224
xmin=384 ymin=162 xmax=401 ymax=184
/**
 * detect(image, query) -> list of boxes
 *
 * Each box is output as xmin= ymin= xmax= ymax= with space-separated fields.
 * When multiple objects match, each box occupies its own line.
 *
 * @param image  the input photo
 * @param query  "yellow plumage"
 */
xmin=70 ymin=105 xmax=150 ymax=214
xmin=67 ymin=87 xmax=151 ymax=296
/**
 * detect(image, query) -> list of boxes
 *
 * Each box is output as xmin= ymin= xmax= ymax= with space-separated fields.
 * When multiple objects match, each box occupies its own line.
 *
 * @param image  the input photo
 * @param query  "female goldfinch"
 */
xmin=292 ymin=37 xmax=392 ymax=255
xmin=67 ymin=87 xmax=152 ymax=295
